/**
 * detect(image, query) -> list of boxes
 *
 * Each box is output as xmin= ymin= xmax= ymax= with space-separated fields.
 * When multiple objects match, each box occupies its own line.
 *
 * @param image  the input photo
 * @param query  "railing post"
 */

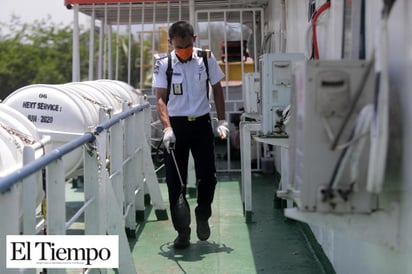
xmin=143 ymin=98 xmax=152 ymax=147
xmin=46 ymin=158 xmax=66 ymax=236
xmin=109 ymin=103 xmax=125 ymax=216
xmin=94 ymin=125 xmax=109 ymax=274
xmin=22 ymin=145 xmax=38 ymax=236
xmin=46 ymin=157 xmax=66 ymax=274
xmin=83 ymin=144 xmax=100 ymax=235
xmin=83 ymin=110 xmax=109 ymax=274
xmin=123 ymin=106 xmax=139 ymax=232
xmin=240 ymin=121 xmax=261 ymax=223
xmin=139 ymin=103 xmax=168 ymax=220
xmin=0 ymin=185 xmax=20 ymax=273
xmin=101 ymin=106 xmax=137 ymax=273
xmin=134 ymin=107 xmax=145 ymax=222
xmin=84 ymin=110 xmax=108 ymax=238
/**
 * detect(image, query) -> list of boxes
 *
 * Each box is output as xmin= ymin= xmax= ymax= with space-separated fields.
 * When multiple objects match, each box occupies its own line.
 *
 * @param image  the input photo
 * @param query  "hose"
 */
xmin=311 ymin=1 xmax=331 ymax=59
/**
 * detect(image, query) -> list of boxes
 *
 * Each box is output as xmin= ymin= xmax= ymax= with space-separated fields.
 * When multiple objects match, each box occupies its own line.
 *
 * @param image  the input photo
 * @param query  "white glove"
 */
xmin=216 ymin=120 xmax=229 ymax=139
xmin=163 ymin=127 xmax=176 ymax=153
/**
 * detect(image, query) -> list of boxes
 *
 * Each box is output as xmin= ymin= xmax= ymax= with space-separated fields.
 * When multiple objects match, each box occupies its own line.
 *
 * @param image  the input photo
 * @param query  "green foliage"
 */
xmin=0 ymin=16 xmax=155 ymax=100
xmin=0 ymin=16 xmax=87 ymax=99
xmin=112 ymin=33 xmax=154 ymax=89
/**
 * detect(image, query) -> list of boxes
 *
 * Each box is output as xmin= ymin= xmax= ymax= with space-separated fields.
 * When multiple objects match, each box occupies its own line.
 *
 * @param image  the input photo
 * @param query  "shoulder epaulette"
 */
xmin=197 ymin=49 xmax=211 ymax=59
xmin=154 ymin=53 xmax=168 ymax=61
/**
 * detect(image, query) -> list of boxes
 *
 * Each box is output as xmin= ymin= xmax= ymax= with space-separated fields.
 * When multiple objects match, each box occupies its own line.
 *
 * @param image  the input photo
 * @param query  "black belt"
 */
xmin=170 ymin=113 xmax=210 ymax=122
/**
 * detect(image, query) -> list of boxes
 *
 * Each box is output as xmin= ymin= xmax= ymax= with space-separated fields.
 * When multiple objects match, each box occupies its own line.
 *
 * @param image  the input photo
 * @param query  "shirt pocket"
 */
xmin=198 ymin=67 xmax=208 ymax=81
xmin=194 ymin=69 xmax=208 ymax=94
xmin=171 ymin=73 xmax=183 ymax=84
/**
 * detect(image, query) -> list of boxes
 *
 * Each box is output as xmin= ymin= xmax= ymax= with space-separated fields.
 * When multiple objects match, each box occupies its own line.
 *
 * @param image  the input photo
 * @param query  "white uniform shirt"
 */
xmin=152 ymin=48 xmax=224 ymax=117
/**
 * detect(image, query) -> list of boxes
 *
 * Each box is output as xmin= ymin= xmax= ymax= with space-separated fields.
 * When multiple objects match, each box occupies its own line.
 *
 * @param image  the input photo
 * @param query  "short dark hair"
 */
xmin=168 ymin=21 xmax=194 ymax=40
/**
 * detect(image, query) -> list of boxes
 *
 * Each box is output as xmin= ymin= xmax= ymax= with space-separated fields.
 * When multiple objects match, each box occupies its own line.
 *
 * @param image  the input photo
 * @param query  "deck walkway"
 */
xmin=126 ymin=172 xmax=333 ymax=274
xmin=65 ymin=168 xmax=334 ymax=273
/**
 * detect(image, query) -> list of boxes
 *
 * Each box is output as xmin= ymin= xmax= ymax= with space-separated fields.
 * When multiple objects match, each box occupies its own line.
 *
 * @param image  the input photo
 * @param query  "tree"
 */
xmin=111 ymin=32 xmax=154 ymax=89
xmin=0 ymin=16 xmax=88 ymax=99
xmin=0 ymin=16 xmax=155 ymax=99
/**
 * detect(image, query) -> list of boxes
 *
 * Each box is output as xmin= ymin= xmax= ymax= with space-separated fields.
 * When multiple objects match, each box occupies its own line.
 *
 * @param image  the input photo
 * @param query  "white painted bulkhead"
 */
xmin=267 ymin=1 xmax=411 ymax=273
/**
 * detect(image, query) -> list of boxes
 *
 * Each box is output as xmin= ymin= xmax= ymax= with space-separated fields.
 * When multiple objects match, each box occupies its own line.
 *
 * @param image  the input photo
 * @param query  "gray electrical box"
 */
xmin=258 ymin=53 xmax=305 ymax=136
xmin=291 ymin=60 xmax=378 ymax=213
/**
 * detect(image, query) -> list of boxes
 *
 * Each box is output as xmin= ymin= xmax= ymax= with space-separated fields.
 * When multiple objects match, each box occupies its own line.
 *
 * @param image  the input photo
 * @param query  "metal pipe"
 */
xmin=127 ymin=2 xmax=132 ymax=84
xmin=223 ymin=11 xmax=228 ymax=96
xmin=170 ymin=150 xmax=184 ymax=188
xmin=108 ymin=19 xmax=113 ymax=79
xmin=252 ymin=10 xmax=258 ymax=70
xmin=88 ymin=4 xmax=95 ymax=80
xmin=151 ymin=2 xmax=156 ymax=75
xmin=0 ymin=132 xmax=95 ymax=193
xmin=95 ymin=101 xmax=150 ymax=133
xmin=72 ymin=4 xmax=80 ymax=81
xmin=167 ymin=1 xmax=170 ymax=29
xmin=65 ymin=197 xmax=96 ymax=229
xmin=123 ymin=202 xmax=133 ymax=218
xmin=103 ymin=3 xmax=108 ymax=78
xmin=189 ymin=0 xmax=195 ymax=26
xmin=115 ymin=3 xmax=120 ymax=80
xmin=35 ymin=219 xmax=45 ymax=234
xmin=240 ymin=11 xmax=245 ymax=72
xmin=207 ymin=12 xmax=211 ymax=49
xmin=98 ymin=19 xmax=104 ymax=79
xmin=140 ymin=2 xmax=145 ymax=90
xmin=179 ymin=0 xmax=182 ymax=20
xmin=260 ymin=9 xmax=264 ymax=64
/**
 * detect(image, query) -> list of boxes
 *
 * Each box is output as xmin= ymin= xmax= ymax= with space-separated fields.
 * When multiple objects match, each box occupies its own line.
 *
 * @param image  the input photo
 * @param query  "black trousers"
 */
xmin=164 ymin=113 xmax=217 ymax=232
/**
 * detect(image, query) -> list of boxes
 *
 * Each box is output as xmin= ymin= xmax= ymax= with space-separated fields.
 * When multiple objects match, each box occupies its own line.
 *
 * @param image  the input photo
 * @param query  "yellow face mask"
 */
xmin=175 ymin=46 xmax=193 ymax=61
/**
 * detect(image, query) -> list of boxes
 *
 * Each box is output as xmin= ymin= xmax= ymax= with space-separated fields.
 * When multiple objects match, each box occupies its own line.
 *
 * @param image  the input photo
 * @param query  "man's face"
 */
xmin=169 ymin=35 xmax=196 ymax=49
xmin=169 ymin=35 xmax=197 ymax=61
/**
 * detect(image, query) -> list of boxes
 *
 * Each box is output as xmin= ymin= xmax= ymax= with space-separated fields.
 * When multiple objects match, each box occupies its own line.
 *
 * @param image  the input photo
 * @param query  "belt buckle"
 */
xmin=187 ymin=116 xmax=196 ymax=121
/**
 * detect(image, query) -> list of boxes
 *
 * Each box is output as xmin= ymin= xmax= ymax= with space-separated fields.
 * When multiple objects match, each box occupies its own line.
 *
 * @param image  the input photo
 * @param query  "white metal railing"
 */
xmin=70 ymin=1 xmax=266 ymax=172
xmin=0 ymin=101 xmax=166 ymax=273
xmin=194 ymin=8 xmax=264 ymax=172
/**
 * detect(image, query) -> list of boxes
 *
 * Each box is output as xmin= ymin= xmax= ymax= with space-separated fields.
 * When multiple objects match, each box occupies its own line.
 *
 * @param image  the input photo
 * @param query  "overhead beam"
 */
xmin=65 ymin=0 xmax=181 ymax=4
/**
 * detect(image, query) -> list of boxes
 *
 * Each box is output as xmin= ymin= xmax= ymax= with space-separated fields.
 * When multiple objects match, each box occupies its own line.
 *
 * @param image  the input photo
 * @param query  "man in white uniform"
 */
xmin=152 ymin=21 xmax=229 ymax=249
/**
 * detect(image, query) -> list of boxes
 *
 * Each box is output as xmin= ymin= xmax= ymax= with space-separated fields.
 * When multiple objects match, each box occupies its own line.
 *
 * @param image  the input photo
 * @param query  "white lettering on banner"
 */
xmin=6 ymin=235 xmax=119 ymax=269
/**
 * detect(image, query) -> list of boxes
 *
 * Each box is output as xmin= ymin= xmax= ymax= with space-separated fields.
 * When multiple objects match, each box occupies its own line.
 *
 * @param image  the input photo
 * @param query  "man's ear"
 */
xmin=168 ymin=39 xmax=173 ymax=46
xmin=193 ymin=35 xmax=197 ymax=42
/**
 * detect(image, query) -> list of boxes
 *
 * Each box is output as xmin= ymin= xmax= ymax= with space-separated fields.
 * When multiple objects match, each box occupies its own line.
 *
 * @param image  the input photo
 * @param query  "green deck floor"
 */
xmin=65 ymin=170 xmax=334 ymax=273
xmin=126 ymin=172 xmax=333 ymax=274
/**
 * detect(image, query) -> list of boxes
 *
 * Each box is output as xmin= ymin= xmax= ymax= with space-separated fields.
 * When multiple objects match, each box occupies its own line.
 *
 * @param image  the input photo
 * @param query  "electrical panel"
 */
xmin=242 ymin=72 xmax=260 ymax=114
xmin=291 ymin=60 xmax=378 ymax=213
xmin=259 ymin=53 xmax=305 ymax=136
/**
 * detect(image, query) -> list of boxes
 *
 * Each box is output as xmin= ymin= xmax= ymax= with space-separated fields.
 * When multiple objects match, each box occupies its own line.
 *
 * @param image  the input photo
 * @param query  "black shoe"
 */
xmin=196 ymin=216 xmax=210 ymax=241
xmin=173 ymin=229 xmax=190 ymax=249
